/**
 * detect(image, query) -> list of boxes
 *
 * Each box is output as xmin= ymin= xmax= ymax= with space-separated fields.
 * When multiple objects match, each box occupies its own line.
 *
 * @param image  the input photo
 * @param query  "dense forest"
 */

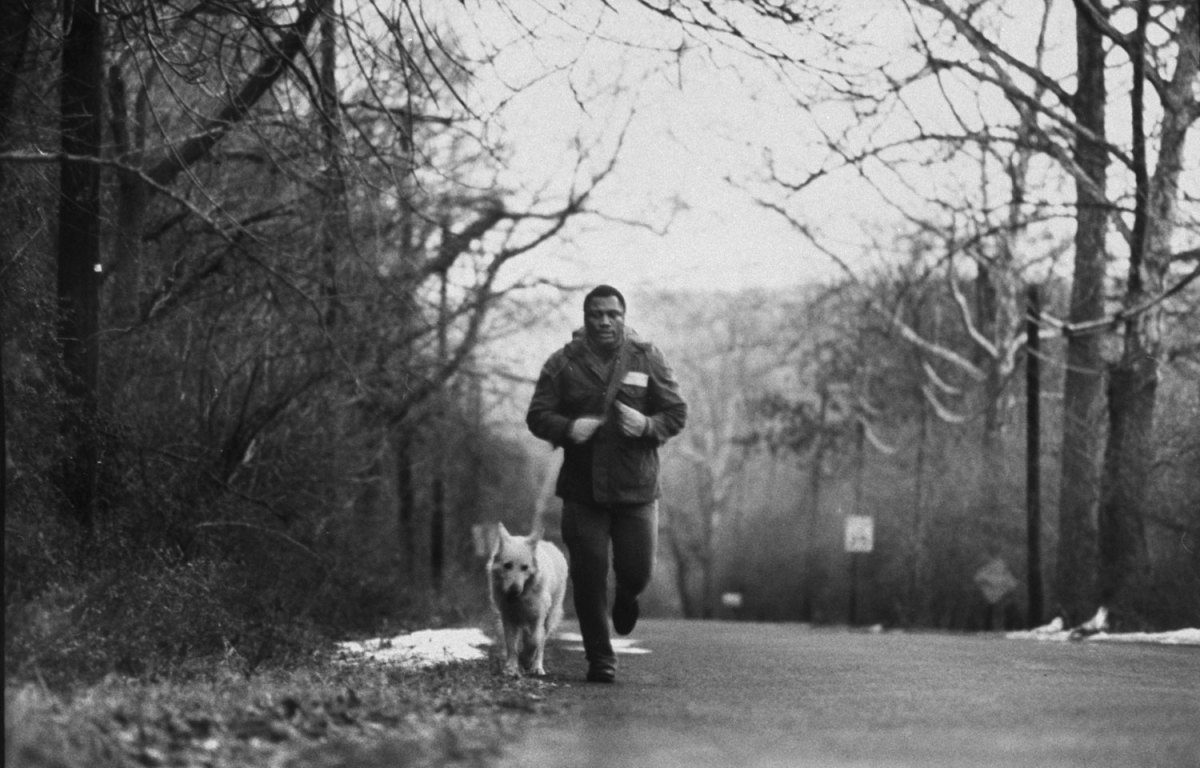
xmin=4 ymin=0 xmax=1198 ymax=685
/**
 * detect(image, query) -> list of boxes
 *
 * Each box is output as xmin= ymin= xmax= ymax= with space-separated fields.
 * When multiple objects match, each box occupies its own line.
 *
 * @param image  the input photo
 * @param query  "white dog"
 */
xmin=489 ymin=522 xmax=568 ymax=677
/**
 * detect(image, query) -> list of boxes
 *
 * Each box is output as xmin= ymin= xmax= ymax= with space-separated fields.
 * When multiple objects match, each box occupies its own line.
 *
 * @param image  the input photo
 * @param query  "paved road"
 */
xmin=497 ymin=619 xmax=1200 ymax=768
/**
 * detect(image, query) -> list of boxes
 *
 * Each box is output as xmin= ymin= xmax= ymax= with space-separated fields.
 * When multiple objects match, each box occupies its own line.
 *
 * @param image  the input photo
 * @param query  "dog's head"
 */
xmin=490 ymin=523 xmax=542 ymax=602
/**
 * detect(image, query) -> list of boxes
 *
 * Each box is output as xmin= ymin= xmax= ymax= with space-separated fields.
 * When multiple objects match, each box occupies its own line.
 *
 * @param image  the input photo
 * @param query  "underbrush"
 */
xmin=5 ymin=648 xmax=555 ymax=768
xmin=5 ymin=545 xmax=326 ymax=689
xmin=4 ymin=498 xmax=494 ymax=690
xmin=3 ymin=516 xmax=540 ymax=767
xmin=6 ymin=558 xmax=495 ymax=689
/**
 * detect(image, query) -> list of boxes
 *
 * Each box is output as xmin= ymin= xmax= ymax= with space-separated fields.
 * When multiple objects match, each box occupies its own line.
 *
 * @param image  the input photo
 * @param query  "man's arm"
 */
xmin=526 ymin=354 xmax=573 ymax=446
xmin=643 ymin=345 xmax=687 ymax=444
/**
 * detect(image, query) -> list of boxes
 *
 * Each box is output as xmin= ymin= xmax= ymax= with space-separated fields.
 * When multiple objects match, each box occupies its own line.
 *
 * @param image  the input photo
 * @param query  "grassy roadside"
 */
xmin=5 ymin=629 xmax=565 ymax=768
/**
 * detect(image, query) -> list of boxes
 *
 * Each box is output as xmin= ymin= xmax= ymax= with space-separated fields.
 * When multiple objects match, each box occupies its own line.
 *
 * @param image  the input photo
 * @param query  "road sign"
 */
xmin=844 ymin=515 xmax=874 ymax=553
xmin=974 ymin=557 xmax=1018 ymax=604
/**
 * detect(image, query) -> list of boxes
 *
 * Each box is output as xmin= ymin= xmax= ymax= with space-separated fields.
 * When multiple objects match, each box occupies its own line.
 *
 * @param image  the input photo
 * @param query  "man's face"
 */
xmin=584 ymin=296 xmax=625 ymax=350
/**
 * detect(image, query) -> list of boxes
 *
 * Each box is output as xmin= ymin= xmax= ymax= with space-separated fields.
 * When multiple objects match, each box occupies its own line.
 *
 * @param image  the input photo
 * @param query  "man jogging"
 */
xmin=526 ymin=285 xmax=687 ymax=683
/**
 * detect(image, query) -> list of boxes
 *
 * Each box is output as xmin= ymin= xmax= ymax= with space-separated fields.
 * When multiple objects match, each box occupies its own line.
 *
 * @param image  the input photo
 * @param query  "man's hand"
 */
xmin=616 ymin=402 xmax=650 ymax=438
xmin=568 ymin=416 xmax=603 ymax=444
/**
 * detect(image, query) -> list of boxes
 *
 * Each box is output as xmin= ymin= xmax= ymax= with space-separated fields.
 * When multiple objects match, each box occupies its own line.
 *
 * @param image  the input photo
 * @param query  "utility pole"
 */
xmin=1025 ymin=285 xmax=1044 ymax=626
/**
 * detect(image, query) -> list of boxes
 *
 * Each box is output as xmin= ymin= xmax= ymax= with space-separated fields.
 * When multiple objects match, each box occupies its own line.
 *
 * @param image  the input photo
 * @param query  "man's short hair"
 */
xmin=583 ymin=284 xmax=626 ymax=312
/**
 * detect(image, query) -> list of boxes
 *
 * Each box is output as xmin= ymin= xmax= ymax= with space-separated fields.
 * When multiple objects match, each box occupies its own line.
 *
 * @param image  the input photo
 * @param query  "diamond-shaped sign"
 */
xmin=974 ymin=557 xmax=1018 ymax=604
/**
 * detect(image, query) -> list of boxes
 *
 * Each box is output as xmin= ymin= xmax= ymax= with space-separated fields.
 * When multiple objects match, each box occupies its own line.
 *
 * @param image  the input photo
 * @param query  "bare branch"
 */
xmin=922 ymin=359 xmax=963 ymax=395
xmin=945 ymin=256 xmax=999 ymax=360
xmin=145 ymin=0 xmax=331 ymax=187
xmin=922 ymin=383 xmax=971 ymax=423
xmin=1039 ymin=262 xmax=1200 ymax=338
xmin=861 ymin=418 xmax=900 ymax=455
xmin=890 ymin=306 xmax=988 ymax=382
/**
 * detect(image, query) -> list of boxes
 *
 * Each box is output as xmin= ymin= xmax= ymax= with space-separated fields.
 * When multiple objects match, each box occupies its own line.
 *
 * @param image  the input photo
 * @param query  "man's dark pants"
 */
xmin=561 ymin=499 xmax=658 ymax=673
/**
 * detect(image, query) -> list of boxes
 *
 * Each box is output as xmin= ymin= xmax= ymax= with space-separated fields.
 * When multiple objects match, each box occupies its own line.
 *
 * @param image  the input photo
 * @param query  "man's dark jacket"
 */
xmin=526 ymin=330 xmax=687 ymax=505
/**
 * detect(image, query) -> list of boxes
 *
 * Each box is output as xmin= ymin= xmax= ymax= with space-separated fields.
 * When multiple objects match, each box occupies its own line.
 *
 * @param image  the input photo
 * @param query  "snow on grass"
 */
xmin=1006 ymin=626 xmax=1200 ymax=645
xmin=1005 ymin=611 xmax=1200 ymax=645
xmin=336 ymin=628 xmax=493 ymax=668
xmin=336 ymin=628 xmax=651 ymax=669
xmin=1088 ymin=629 xmax=1200 ymax=645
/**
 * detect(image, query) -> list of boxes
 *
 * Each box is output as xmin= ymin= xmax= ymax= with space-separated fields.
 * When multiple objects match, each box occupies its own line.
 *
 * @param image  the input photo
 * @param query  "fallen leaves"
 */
xmin=6 ymin=644 xmax=559 ymax=768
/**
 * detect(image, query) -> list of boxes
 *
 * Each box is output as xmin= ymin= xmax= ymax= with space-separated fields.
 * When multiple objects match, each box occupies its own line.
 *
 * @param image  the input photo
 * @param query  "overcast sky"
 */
xmin=446 ymin=2 xmax=903 ymax=295
xmin=432 ymin=1 xmax=1198 ymax=302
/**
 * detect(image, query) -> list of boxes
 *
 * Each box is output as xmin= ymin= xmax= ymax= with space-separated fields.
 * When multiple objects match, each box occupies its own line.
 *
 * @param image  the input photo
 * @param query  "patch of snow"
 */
xmin=556 ymin=631 xmax=651 ymax=655
xmin=1006 ymin=621 xmax=1200 ymax=646
xmin=336 ymin=628 xmax=493 ymax=668
xmin=1089 ymin=628 xmax=1200 ymax=646
xmin=335 ymin=627 xmax=652 ymax=670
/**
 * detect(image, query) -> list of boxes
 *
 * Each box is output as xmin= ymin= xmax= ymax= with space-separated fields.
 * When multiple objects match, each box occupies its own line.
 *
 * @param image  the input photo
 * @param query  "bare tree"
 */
xmin=1057 ymin=0 xmax=1109 ymax=623
xmin=744 ymin=0 xmax=1199 ymax=624
xmin=57 ymin=0 xmax=104 ymax=526
xmin=1 ymin=0 xmax=627 ymax=637
xmin=656 ymin=291 xmax=781 ymax=617
xmin=1089 ymin=0 xmax=1200 ymax=615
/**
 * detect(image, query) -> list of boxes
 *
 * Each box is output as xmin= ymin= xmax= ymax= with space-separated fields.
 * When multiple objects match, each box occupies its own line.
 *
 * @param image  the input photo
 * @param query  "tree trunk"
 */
xmin=799 ymin=386 xmax=830 ymax=623
xmin=909 ymin=393 xmax=929 ymax=625
xmin=1096 ymin=354 xmax=1155 ymax=612
xmin=1094 ymin=2 xmax=1196 ymax=621
xmin=57 ymin=0 xmax=104 ymax=527
xmin=395 ymin=430 xmax=417 ymax=578
xmin=1024 ymin=285 xmax=1044 ymax=627
xmin=0 ymin=0 xmax=32 ymax=147
xmin=430 ymin=469 xmax=445 ymax=590
xmin=699 ymin=472 xmax=716 ymax=619
xmin=668 ymin=531 xmax=698 ymax=618
xmin=105 ymin=66 xmax=147 ymax=331
xmin=0 ymin=0 xmax=35 ymax=521
xmin=973 ymin=264 xmax=1007 ymax=552
xmin=317 ymin=9 xmax=344 ymax=327
xmin=1055 ymin=7 xmax=1107 ymax=622
xmin=430 ymin=269 xmax=450 ymax=590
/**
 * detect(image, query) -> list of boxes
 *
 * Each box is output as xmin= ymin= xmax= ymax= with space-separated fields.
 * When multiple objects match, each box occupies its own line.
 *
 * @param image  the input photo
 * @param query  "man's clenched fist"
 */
xmin=568 ymin=416 xmax=603 ymax=444
xmin=616 ymin=402 xmax=649 ymax=437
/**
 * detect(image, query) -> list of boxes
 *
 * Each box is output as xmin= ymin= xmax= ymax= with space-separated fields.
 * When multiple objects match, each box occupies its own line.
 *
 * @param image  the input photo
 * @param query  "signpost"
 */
xmin=974 ymin=557 xmax=1018 ymax=628
xmin=844 ymin=516 xmax=875 ymax=553
xmin=845 ymin=515 xmax=874 ymax=625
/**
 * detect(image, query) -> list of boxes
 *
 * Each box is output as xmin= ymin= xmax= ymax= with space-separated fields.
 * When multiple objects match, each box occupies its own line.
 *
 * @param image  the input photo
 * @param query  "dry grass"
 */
xmin=5 ymin=637 xmax=562 ymax=768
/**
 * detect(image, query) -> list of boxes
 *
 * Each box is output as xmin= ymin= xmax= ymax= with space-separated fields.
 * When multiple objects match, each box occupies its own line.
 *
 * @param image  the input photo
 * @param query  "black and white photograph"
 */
xmin=3 ymin=1 xmax=1198 ymax=766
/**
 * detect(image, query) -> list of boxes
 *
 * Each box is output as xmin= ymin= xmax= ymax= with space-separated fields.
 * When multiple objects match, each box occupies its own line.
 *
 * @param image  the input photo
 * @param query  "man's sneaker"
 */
xmin=586 ymin=664 xmax=615 ymax=684
xmin=612 ymin=590 xmax=639 ymax=636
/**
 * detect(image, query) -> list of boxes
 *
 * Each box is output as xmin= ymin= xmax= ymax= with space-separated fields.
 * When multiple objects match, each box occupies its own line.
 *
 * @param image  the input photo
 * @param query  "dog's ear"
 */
xmin=491 ymin=522 xmax=509 ymax=556
xmin=527 ymin=524 xmax=544 ymax=545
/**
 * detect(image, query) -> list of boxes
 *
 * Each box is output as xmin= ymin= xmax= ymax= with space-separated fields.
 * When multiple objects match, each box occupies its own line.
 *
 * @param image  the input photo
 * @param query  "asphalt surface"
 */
xmin=496 ymin=619 xmax=1200 ymax=768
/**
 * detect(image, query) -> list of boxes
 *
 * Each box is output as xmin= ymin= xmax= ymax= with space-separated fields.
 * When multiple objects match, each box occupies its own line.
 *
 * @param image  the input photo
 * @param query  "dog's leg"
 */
xmin=528 ymin=602 xmax=560 ymax=676
xmin=546 ymin=596 xmax=564 ymax=639
xmin=526 ymin=623 xmax=548 ymax=676
xmin=502 ymin=621 xmax=521 ymax=677
xmin=518 ymin=625 xmax=539 ymax=674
